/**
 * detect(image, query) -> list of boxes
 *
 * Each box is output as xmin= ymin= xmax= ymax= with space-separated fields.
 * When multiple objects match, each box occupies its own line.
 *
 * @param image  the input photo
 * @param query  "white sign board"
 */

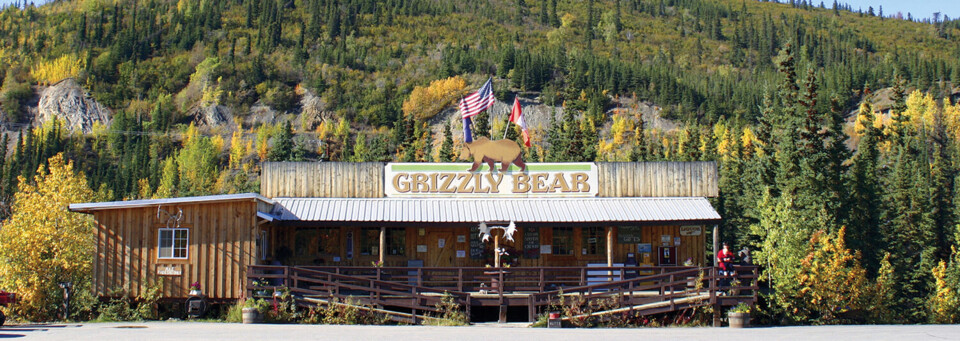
xmin=384 ymin=163 xmax=598 ymax=198
xmin=680 ymin=226 xmax=702 ymax=236
xmin=156 ymin=264 xmax=182 ymax=276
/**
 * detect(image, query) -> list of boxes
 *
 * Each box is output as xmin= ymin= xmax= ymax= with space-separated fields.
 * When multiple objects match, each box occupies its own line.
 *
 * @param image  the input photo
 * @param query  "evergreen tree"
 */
xmin=474 ymin=110 xmax=491 ymax=139
xmin=269 ymin=121 xmax=294 ymax=161
xmin=549 ymin=0 xmax=560 ymax=27
xmin=847 ymin=101 xmax=883 ymax=273
xmin=439 ymin=122 xmax=455 ymax=162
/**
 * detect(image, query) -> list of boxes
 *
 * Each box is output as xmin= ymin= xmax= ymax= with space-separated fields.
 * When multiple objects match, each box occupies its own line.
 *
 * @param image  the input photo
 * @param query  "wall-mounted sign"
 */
xmin=618 ymin=226 xmax=642 ymax=243
xmin=417 ymin=245 xmax=427 ymax=253
xmin=523 ymin=227 xmax=540 ymax=259
xmin=456 ymin=250 xmax=466 ymax=258
xmin=674 ymin=237 xmax=681 ymax=246
xmin=680 ymin=226 xmax=702 ymax=236
xmin=457 ymin=235 xmax=466 ymax=243
xmin=637 ymin=243 xmax=652 ymax=253
xmin=469 ymin=226 xmax=483 ymax=259
xmin=156 ymin=264 xmax=182 ymax=276
xmin=660 ymin=235 xmax=672 ymax=245
xmin=384 ymin=163 xmax=598 ymax=197
xmin=541 ymin=245 xmax=552 ymax=254
xmin=438 ymin=238 xmax=446 ymax=248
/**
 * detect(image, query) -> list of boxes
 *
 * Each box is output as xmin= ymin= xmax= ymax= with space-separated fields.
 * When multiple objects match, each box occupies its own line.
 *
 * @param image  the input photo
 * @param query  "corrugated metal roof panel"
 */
xmin=269 ymin=197 xmax=721 ymax=224
xmin=69 ymin=193 xmax=274 ymax=212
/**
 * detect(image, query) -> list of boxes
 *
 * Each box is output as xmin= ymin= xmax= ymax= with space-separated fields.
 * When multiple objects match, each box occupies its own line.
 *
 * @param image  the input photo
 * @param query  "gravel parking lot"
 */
xmin=3 ymin=322 xmax=960 ymax=341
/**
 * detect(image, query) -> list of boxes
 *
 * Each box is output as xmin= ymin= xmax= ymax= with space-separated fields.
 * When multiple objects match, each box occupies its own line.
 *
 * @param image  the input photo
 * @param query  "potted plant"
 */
xmin=727 ymin=302 xmax=752 ymax=328
xmin=252 ymin=278 xmax=271 ymax=297
xmin=241 ymin=298 xmax=269 ymax=324
xmin=189 ymin=281 xmax=202 ymax=296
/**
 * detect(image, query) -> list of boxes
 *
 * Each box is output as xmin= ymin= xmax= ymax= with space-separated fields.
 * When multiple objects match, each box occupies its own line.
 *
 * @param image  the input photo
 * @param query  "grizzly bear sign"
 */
xmin=461 ymin=137 xmax=526 ymax=172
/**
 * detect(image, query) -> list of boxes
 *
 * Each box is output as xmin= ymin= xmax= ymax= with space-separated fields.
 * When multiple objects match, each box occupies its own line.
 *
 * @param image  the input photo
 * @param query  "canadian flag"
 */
xmin=509 ymin=97 xmax=531 ymax=147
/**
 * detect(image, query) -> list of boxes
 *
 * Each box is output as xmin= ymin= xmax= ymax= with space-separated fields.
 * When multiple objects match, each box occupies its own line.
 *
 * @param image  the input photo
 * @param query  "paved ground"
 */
xmin=2 ymin=322 xmax=960 ymax=341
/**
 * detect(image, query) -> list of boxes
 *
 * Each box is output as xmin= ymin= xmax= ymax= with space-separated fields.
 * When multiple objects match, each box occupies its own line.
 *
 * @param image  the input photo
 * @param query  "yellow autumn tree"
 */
xmin=928 ymin=247 xmax=960 ymax=323
xmin=941 ymin=98 xmax=960 ymax=143
xmin=794 ymin=227 xmax=870 ymax=324
xmin=741 ymin=127 xmax=759 ymax=159
xmin=401 ymin=76 xmax=467 ymax=120
xmin=228 ymin=129 xmax=247 ymax=170
xmin=255 ymin=124 xmax=272 ymax=161
xmin=31 ymin=54 xmax=84 ymax=86
xmin=0 ymin=154 xmax=98 ymax=321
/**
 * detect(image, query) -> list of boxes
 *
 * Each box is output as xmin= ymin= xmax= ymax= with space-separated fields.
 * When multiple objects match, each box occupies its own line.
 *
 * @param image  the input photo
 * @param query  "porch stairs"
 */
xmin=247 ymin=265 xmax=757 ymax=324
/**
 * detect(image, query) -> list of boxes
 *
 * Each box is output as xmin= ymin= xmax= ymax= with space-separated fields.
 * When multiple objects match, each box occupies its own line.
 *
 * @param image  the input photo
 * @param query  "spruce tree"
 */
xmin=269 ymin=121 xmax=294 ymax=161
xmin=474 ymin=110 xmax=491 ymax=139
xmin=439 ymin=122 xmax=455 ymax=162
xmin=847 ymin=101 xmax=883 ymax=272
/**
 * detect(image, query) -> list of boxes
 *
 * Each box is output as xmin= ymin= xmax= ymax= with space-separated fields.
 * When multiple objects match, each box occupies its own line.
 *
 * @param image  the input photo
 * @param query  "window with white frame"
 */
xmin=158 ymin=228 xmax=189 ymax=259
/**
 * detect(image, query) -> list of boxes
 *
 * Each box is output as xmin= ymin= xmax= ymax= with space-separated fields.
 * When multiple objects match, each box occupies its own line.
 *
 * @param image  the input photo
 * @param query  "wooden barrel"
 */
xmin=728 ymin=312 xmax=750 ymax=328
xmin=242 ymin=307 xmax=263 ymax=324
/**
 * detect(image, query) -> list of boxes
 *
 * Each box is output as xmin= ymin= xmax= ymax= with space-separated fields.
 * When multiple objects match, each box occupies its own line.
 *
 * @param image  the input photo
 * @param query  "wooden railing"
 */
xmin=529 ymin=265 xmax=759 ymax=322
xmin=246 ymin=265 xmax=473 ymax=323
xmin=246 ymin=265 xmax=759 ymax=323
xmin=251 ymin=265 xmax=721 ymax=292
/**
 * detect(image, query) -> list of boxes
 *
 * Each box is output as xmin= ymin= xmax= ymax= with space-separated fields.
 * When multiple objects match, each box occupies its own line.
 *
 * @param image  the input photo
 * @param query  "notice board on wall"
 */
xmin=469 ymin=226 xmax=483 ymax=259
xmin=523 ymin=226 xmax=540 ymax=258
xmin=618 ymin=226 xmax=642 ymax=244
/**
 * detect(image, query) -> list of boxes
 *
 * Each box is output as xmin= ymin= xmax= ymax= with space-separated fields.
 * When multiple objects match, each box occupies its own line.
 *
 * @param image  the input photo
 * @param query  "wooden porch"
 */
xmin=246 ymin=265 xmax=758 ymax=325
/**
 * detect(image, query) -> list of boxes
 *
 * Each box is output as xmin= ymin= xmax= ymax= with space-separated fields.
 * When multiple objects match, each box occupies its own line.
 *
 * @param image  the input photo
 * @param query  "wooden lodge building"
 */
xmin=70 ymin=161 xmax=755 ymax=323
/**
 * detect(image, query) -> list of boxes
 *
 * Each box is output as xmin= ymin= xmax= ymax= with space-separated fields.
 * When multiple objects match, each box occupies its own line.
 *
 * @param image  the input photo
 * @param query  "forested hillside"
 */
xmin=1 ymin=0 xmax=960 ymax=323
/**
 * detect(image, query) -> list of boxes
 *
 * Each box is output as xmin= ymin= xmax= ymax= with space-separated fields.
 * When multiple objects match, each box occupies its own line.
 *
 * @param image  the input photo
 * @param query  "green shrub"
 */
xmin=425 ymin=293 xmax=468 ymax=326
xmin=96 ymin=286 xmax=164 ymax=322
xmin=226 ymin=300 xmax=245 ymax=323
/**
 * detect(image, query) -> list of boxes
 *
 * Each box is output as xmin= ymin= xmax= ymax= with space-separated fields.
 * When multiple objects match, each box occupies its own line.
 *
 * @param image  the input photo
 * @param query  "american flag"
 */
xmin=459 ymin=77 xmax=496 ymax=119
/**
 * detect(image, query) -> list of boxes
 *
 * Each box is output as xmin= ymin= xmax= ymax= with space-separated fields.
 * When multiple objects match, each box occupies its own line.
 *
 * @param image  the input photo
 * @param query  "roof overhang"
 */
xmin=269 ymin=197 xmax=721 ymax=226
xmin=69 ymin=193 xmax=275 ymax=213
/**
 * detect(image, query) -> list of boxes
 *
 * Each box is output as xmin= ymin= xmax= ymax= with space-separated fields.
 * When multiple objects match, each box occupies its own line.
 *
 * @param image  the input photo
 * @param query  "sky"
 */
xmin=840 ymin=0 xmax=960 ymax=21
xmin=0 ymin=0 xmax=957 ymax=22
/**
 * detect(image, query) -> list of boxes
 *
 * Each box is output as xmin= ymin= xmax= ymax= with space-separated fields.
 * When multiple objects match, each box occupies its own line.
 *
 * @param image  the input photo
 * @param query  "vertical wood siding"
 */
xmin=260 ymin=162 xmax=717 ymax=198
xmin=260 ymin=162 xmax=385 ymax=198
xmin=92 ymin=200 xmax=259 ymax=299
xmin=596 ymin=162 xmax=718 ymax=197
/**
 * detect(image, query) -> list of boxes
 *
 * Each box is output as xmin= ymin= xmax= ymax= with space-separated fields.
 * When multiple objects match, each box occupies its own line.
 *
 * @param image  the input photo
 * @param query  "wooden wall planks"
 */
xmin=92 ymin=200 xmax=260 ymax=299
xmin=260 ymin=161 xmax=718 ymax=198
xmin=595 ymin=162 xmax=718 ymax=198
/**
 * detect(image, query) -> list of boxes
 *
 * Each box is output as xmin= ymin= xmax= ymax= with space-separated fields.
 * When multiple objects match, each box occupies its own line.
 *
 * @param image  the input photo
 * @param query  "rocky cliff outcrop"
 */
xmin=36 ymin=78 xmax=110 ymax=133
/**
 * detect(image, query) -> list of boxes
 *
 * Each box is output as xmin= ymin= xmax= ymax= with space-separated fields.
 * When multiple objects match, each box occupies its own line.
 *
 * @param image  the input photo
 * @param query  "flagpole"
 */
xmin=502 ymin=110 xmax=509 ymax=140
xmin=503 ymin=96 xmax=513 ymax=140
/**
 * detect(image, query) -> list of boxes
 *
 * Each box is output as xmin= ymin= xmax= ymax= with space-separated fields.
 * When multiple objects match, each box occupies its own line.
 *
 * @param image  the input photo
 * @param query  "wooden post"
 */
xmin=712 ymin=225 xmax=719 ymax=267
xmin=494 ymin=230 xmax=501 ymax=268
xmin=606 ymin=226 xmax=614 ymax=267
xmin=379 ymin=226 xmax=386 ymax=265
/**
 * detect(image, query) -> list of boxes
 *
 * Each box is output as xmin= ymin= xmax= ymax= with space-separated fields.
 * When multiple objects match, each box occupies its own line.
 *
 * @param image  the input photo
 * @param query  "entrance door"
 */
xmin=426 ymin=230 xmax=455 ymax=267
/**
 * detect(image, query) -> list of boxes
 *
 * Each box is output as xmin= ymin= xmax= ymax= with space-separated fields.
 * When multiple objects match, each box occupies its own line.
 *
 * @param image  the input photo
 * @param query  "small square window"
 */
xmin=158 ymin=228 xmax=189 ymax=259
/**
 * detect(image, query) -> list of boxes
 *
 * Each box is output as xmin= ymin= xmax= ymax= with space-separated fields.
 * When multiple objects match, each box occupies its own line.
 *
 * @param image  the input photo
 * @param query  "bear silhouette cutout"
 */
xmin=461 ymin=137 xmax=526 ymax=172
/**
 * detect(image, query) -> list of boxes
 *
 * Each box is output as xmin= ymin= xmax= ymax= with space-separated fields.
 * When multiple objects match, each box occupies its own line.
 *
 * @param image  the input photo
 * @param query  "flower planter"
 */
xmin=728 ymin=312 xmax=750 ymax=328
xmin=189 ymin=290 xmax=202 ymax=296
xmin=242 ymin=307 xmax=263 ymax=324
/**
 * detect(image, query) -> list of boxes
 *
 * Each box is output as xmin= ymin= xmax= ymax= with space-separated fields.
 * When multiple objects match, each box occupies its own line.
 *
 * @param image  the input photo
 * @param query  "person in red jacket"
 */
xmin=717 ymin=242 xmax=735 ymax=276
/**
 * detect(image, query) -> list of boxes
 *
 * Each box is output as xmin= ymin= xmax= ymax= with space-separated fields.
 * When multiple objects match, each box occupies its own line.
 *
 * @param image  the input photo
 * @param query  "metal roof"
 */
xmin=270 ymin=197 xmax=720 ymax=224
xmin=69 ymin=193 xmax=275 ymax=212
